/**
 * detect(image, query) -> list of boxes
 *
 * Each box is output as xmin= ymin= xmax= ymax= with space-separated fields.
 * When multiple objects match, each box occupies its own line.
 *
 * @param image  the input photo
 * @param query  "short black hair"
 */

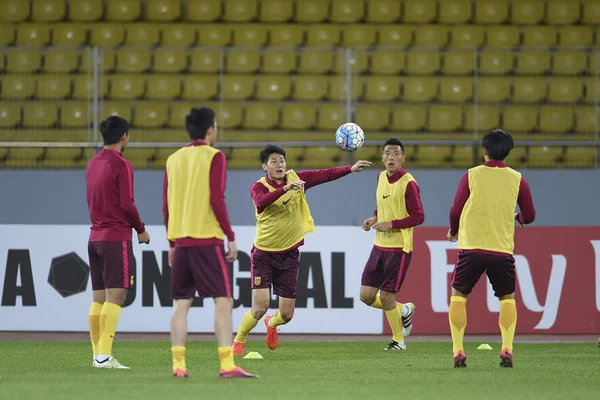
xmin=383 ymin=138 xmax=404 ymax=153
xmin=100 ymin=115 xmax=129 ymax=145
xmin=185 ymin=107 xmax=215 ymax=140
xmin=260 ymin=144 xmax=286 ymax=164
xmin=482 ymin=129 xmax=514 ymax=161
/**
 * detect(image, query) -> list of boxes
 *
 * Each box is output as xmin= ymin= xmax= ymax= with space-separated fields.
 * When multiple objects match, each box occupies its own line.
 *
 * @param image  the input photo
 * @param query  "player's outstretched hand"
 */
xmin=362 ymin=216 xmax=377 ymax=231
xmin=372 ymin=221 xmax=392 ymax=232
xmin=351 ymin=160 xmax=372 ymax=172
xmin=515 ymin=213 xmax=524 ymax=227
xmin=138 ymin=231 xmax=150 ymax=244
xmin=284 ymin=180 xmax=305 ymax=192
xmin=226 ymin=241 xmax=238 ymax=263
xmin=446 ymin=229 xmax=457 ymax=242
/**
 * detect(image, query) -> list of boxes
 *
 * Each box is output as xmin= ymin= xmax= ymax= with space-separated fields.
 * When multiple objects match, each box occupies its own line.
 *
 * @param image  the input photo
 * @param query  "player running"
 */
xmin=446 ymin=129 xmax=536 ymax=369
xmin=86 ymin=116 xmax=150 ymax=369
xmin=360 ymin=138 xmax=424 ymax=351
xmin=233 ymin=144 xmax=371 ymax=355
xmin=164 ymin=107 xmax=258 ymax=379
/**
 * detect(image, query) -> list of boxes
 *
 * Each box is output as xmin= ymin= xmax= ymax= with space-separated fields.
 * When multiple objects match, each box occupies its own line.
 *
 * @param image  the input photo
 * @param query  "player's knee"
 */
xmin=252 ymin=306 xmax=268 ymax=320
xmin=360 ymin=293 xmax=376 ymax=306
xmin=280 ymin=308 xmax=294 ymax=322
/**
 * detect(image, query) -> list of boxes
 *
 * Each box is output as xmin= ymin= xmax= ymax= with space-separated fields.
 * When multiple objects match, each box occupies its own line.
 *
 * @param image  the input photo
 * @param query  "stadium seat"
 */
xmin=221 ymin=75 xmax=254 ymax=100
xmin=512 ymin=77 xmax=547 ymax=103
xmin=522 ymin=26 xmax=558 ymax=47
xmin=181 ymin=75 xmax=216 ymax=100
xmin=476 ymin=78 xmax=510 ymax=102
xmin=153 ymin=48 xmax=187 ymax=73
xmin=147 ymin=75 xmax=181 ymax=100
xmin=269 ymin=24 xmax=304 ymax=46
xmin=293 ymin=75 xmax=327 ymax=100
xmin=60 ymin=102 xmax=90 ymax=128
xmin=370 ymin=50 xmax=405 ymax=75
xmin=259 ymin=0 xmax=293 ymax=22
xmin=77 ymin=48 xmax=115 ymax=73
xmin=548 ymin=78 xmax=583 ymax=103
xmin=378 ymin=25 xmax=413 ymax=46
xmin=103 ymin=101 xmax=132 ymax=122
xmin=464 ymin=105 xmax=501 ymax=132
xmin=0 ymin=24 xmax=15 ymax=46
xmin=439 ymin=77 xmax=473 ymax=102
xmin=134 ymin=102 xmax=168 ymax=128
xmin=90 ymin=24 xmax=125 ymax=46
xmin=1 ymin=75 xmax=36 ymax=99
xmin=356 ymin=104 xmax=389 ymax=131
xmin=256 ymin=76 xmax=291 ymax=100
xmin=5 ymin=148 xmax=45 ymax=168
xmin=366 ymin=0 xmax=401 ymax=23
xmin=0 ymin=53 xmax=6 ymax=72
xmin=317 ymin=103 xmax=345 ymax=131
xmin=262 ymin=50 xmax=297 ymax=74
xmin=32 ymin=0 xmax=66 ymax=22
xmin=169 ymin=102 xmax=196 ymax=128
xmin=403 ymin=0 xmax=436 ymax=23
xmin=510 ymin=0 xmax=544 ymax=25
xmin=582 ymin=1 xmax=600 ymax=24
xmin=391 ymin=104 xmax=426 ymax=131
xmin=223 ymin=0 xmax=257 ymax=22
xmin=281 ymin=103 xmax=317 ymax=130
xmin=364 ymin=76 xmax=400 ymax=102
xmin=428 ymin=105 xmax=462 ymax=132
xmin=539 ymin=105 xmax=574 ymax=134
xmin=515 ymin=52 xmax=551 ymax=75
xmin=0 ymin=102 xmax=20 ymax=128
xmin=244 ymin=102 xmax=279 ymax=130
xmin=216 ymin=102 xmax=243 ymax=129
xmin=52 ymin=24 xmax=87 ymax=46
xmin=563 ymin=147 xmax=598 ymax=168
xmin=6 ymin=49 xmax=42 ymax=73
xmin=306 ymin=25 xmax=340 ymax=46
xmin=298 ymin=49 xmax=334 ymax=74
xmin=574 ymin=107 xmax=598 ymax=134
xmin=294 ymin=0 xmax=328 ymax=22
xmin=108 ymin=75 xmax=145 ymax=100
xmin=226 ymin=49 xmax=260 ymax=73
xmin=125 ymin=24 xmax=160 ymax=45
xmin=402 ymin=77 xmax=438 ymax=102
xmin=585 ymin=76 xmax=598 ymax=104
xmin=73 ymin=75 xmax=108 ymax=99
xmin=189 ymin=49 xmax=222 ymax=73
xmin=16 ymin=24 xmax=51 ymax=46
xmin=452 ymin=145 xmax=477 ymax=168
xmin=332 ymin=50 xmax=368 ymax=74
xmin=329 ymin=76 xmax=363 ymax=101
xmin=185 ymin=0 xmax=222 ymax=21
xmin=331 ymin=0 xmax=365 ymax=23
xmin=552 ymin=52 xmax=587 ymax=75
xmin=302 ymin=146 xmax=343 ymax=168
xmin=228 ymin=147 xmax=260 ymax=169
xmin=154 ymin=148 xmax=176 ymax=168
xmin=145 ymin=0 xmax=181 ymax=21
xmin=342 ymin=25 xmax=376 ymax=46
xmin=24 ymin=102 xmax=58 ymax=128
xmin=233 ymin=24 xmax=268 ymax=46
xmin=527 ymin=146 xmax=563 ymax=168
xmin=485 ymin=26 xmax=520 ymax=46
xmin=502 ymin=106 xmax=537 ymax=133
xmin=450 ymin=25 xmax=485 ymax=47
xmin=474 ymin=0 xmax=508 ymax=24
xmin=506 ymin=146 xmax=527 ymax=166
xmin=69 ymin=0 xmax=103 ymax=21
xmin=443 ymin=51 xmax=475 ymax=75
xmin=438 ymin=0 xmax=472 ymax=24
xmin=116 ymin=48 xmax=151 ymax=73
xmin=162 ymin=24 xmax=197 ymax=46
xmin=44 ymin=148 xmax=85 ymax=168
xmin=36 ymin=75 xmax=71 ymax=99
xmin=122 ymin=148 xmax=158 ymax=168
xmin=406 ymin=51 xmax=441 ymax=75
xmin=558 ymin=26 xmax=593 ymax=46
xmin=415 ymin=146 xmax=452 ymax=168
xmin=1 ymin=0 xmax=30 ymax=22
xmin=106 ymin=0 xmax=141 ymax=21
xmin=414 ymin=25 xmax=449 ymax=47
xmin=546 ymin=0 xmax=580 ymax=25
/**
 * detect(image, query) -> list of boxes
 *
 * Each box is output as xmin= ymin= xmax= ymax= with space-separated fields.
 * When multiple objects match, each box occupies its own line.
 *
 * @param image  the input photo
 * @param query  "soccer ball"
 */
xmin=335 ymin=123 xmax=365 ymax=152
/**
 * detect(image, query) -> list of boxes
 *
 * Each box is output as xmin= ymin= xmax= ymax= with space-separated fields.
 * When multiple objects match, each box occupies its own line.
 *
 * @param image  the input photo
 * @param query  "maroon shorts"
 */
xmin=451 ymin=250 xmax=516 ymax=297
xmin=171 ymin=245 xmax=232 ymax=299
xmin=88 ymin=241 xmax=135 ymax=290
xmin=361 ymin=246 xmax=412 ymax=293
xmin=250 ymin=247 xmax=299 ymax=299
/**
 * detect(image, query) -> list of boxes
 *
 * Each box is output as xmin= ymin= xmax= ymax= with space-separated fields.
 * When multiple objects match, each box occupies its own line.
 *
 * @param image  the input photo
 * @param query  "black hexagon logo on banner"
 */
xmin=48 ymin=252 xmax=90 ymax=297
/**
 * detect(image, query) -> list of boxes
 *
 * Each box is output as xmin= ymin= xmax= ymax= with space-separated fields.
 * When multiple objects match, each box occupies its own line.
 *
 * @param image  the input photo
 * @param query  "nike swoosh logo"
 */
xmin=383 ymin=195 xmax=390 ymax=199
xmin=283 ymin=198 xmax=291 ymax=205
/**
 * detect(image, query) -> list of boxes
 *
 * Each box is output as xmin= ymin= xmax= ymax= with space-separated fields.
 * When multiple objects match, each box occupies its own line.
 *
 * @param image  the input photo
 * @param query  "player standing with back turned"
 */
xmin=447 ymin=129 xmax=536 ymax=368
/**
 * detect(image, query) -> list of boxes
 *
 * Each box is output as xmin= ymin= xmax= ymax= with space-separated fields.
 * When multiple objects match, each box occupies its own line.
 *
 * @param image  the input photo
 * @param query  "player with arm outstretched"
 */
xmin=359 ymin=138 xmax=425 ymax=351
xmin=233 ymin=144 xmax=371 ymax=355
xmin=446 ymin=129 xmax=536 ymax=369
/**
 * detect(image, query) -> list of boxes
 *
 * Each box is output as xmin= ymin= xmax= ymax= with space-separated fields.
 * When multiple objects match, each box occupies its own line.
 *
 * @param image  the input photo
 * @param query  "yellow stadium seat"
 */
xmin=125 ymin=24 xmax=160 ymax=45
xmin=366 ymin=0 xmax=401 ymax=23
xmin=78 ymin=48 xmax=115 ymax=73
xmin=364 ymin=76 xmax=400 ymax=102
xmin=259 ymin=0 xmax=293 ymax=22
xmin=527 ymin=146 xmax=563 ymax=168
xmin=233 ymin=24 xmax=267 ymax=46
xmin=552 ymin=51 xmax=587 ymax=75
xmin=0 ymin=53 xmax=5 ymax=72
xmin=378 ymin=25 xmax=413 ymax=46
xmin=414 ymin=25 xmax=448 ymax=47
xmin=262 ymin=50 xmax=297 ymax=74
xmin=153 ymin=48 xmax=187 ymax=73
xmin=228 ymin=147 xmax=259 ymax=169
xmin=546 ymin=0 xmax=580 ymax=25
xmin=103 ymin=101 xmax=132 ymax=122
xmin=24 ymin=102 xmax=58 ymax=128
xmin=342 ymin=25 xmax=376 ymax=46
xmin=485 ymin=26 xmax=520 ymax=46
xmin=91 ymin=24 xmax=125 ymax=46
xmin=479 ymin=51 xmax=514 ymax=75
xmin=269 ymin=24 xmax=304 ymax=46
xmin=306 ymin=25 xmax=340 ymax=46
xmin=582 ymin=1 xmax=600 ymax=24
xmin=292 ymin=75 xmax=327 ymax=100
xmin=60 ymin=102 xmax=90 ymax=128
xmin=6 ymin=49 xmax=42 ymax=73
xmin=332 ymin=50 xmax=368 ymax=74
xmin=391 ymin=104 xmax=426 ymax=131
xmin=502 ymin=106 xmax=537 ymax=133
xmin=317 ymin=103 xmax=345 ymax=131
xmin=356 ymin=104 xmax=389 ymax=131
xmin=439 ymin=77 xmax=473 ymax=102
xmin=511 ymin=0 xmax=544 ymax=24
xmin=464 ymin=105 xmax=501 ymax=132
xmin=548 ymin=78 xmax=583 ymax=103
xmin=32 ymin=0 xmax=65 ymax=22
xmin=222 ymin=75 xmax=254 ymax=100
xmin=122 ymin=148 xmax=157 ymax=168
xmin=476 ymin=77 xmax=509 ymax=102
xmin=512 ymin=77 xmax=547 ymax=103
xmin=244 ymin=102 xmax=279 ymax=130
xmin=73 ymin=75 xmax=107 ymax=99
xmin=226 ymin=49 xmax=260 ymax=73
xmin=443 ymin=51 xmax=475 ymax=75
xmin=6 ymin=148 xmax=45 ymax=168
xmin=328 ymin=76 xmax=363 ymax=101
xmin=406 ymin=51 xmax=441 ymax=75
xmin=146 ymin=0 xmax=181 ymax=21
xmin=516 ymin=52 xmax=551 ymax=75
xmin=0 ymin=24 xmax=15 ymax=45
xmin=450 ymin=25 xmax=484 ymax=47
xmin=563 ymin=147 xmax=598 ymax=168
xmin=44 ymin=148 xmax=88 ymax=168
xmin=584 ymin=78 xmax=597 ymax=104
xmin=298 ymin=49 xmax=333 ymax=74
xmin=281 ymin=103 xmax=317 ymax=130
xmin=438 ymin=0 xmax=472 ymax=24
xmin=1 ymin=0 xmax=30 ymax=22
xmin=189 ymin=49 xmax=221 ymax=73
xmin=301 ymin=146 xmax=343 ymax=169
xmin=16 ymin=23 xmax=51 ymax=46
xmin=1 ymin=75 xmax=35 ymax=99
xmin=331 ymin=0 xmax=365 ymax=23
xmin=474 ymin=0 xmax=508 ymax=24
xmin=134 ymin=102 xmax=168 ymax=128
xmin=370 ymin=50 xmax=405 ymax=75
xmin=162 ymin=24 xmax=196 ymax=46
xmin=181 ymin=75 xmax=217 ymax=100
xmin=217 ymin=102 xmax=243 ymax=129
xmin=108 ymin=75 xmax=145 ymax=100
xmin=185 ymin=0 xmax=221 ymax=22
xmin=146 ymin=75 xmax=181 ymax=100
xmin=256 ymin=76 xmax=291 ymax=100
xmin=403 ymin=77 xmax=438 ymax=102
xmin=558 ymin=26 xmax=593 ymax=46
xmin=539 ymin=105 xmax=573 ymax=133
xmin=52 ymin=23 xmax=87 ymax=46
xmin=106 ymin=0 xmax=141 ymax=21
xmin=36 ymin=75 xmax=71 ymax=99
xmin=415 ymin=146 xmax=452 ymax=168
xmin=428 ymin=105 xmax=462 ymax=132
xmin=403 ymin=0 xmax=436 ymax=23
xmin=452 ymin=145 xmax=478 ymax=168
xmin=0 ymin=103 xmax=20 ymax=127
xmin=294 ymin=0 xmax=328 ymax=22
xmin=574 ymin=107 xmax=598 ymax=134
xmin=522 ymin=26 xmax=558 ymax=47
xmin=69 ymin=0 xmax=103 ymax=21
xmin=224 ymin=0 xmax=257 ymax=22
xmin=116 ymin=48 xmax=151 ymax=73
xmin=168 ymin=102 xmax=195 ymax=128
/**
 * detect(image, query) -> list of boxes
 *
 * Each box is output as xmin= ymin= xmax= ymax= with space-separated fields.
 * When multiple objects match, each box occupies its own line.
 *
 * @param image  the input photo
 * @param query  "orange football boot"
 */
xmin=264 ymin=315 xmax=279 ymax=350
xmin=233 ymin=341 xmax=245 ymax=356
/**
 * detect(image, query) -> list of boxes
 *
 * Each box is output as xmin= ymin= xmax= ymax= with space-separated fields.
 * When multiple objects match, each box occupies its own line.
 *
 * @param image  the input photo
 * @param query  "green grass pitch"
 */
xmin=1 ymin=340 xmax=598 ymax=400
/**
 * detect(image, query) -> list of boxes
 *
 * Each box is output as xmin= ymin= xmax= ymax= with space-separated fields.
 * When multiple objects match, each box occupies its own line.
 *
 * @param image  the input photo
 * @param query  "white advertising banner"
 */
xmin=0 ymin=225 xmax=382 ymax=334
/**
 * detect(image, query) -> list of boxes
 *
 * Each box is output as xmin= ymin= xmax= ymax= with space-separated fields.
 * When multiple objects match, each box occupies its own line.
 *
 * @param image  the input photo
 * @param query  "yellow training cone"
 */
xmin=244 ymin=352 xmax=264 ymax=359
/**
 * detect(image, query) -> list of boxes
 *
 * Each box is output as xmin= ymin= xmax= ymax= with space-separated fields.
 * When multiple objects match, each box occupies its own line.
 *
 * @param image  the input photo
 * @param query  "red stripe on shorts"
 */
xmin=215 ymin=246 xmax=232 ymax=297
xmin=250 ymin=248 xmax=255 ymax=287
xmin=122 ymin=241 xmax=130 ymax=289
xmin=394 ymin=252 xmax=407 ymax=292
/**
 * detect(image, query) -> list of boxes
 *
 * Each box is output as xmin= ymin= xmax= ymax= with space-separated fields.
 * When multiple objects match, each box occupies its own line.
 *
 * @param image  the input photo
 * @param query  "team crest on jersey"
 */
xmin=254 ymin=276 xmax=261 ymax=286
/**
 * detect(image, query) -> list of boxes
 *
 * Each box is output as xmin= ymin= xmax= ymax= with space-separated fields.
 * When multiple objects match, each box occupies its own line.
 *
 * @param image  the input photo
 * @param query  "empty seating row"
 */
xmin=3 ymin=0 xmax=600 ymax=25
xmin=0 ymin=101 xmax=597 ymax=134
xmin=2 ymin=74 xmax=597 ymax=104
xmin=4 ymin=22 xmax=600 ymax=47
xmin=2 ymin=48 xmax=597 ymax=76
